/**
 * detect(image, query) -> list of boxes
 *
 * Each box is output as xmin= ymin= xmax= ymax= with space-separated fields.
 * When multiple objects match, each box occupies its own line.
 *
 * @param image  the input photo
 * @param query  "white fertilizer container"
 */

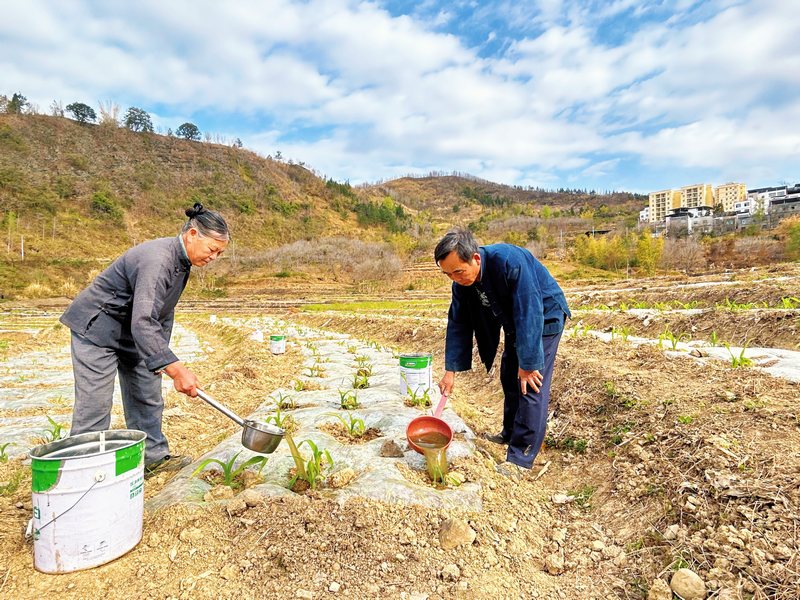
xmin=399 ymin=353 xmax=433 ymax=396
xmin=30 ymin=430 xmax=146 ymax=573
xmin=270 ymin=334 xmax=286 ymax=354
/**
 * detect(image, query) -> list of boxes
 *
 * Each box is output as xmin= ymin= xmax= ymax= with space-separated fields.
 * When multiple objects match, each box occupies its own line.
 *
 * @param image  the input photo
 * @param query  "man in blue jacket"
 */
xmin=435 ymin=228 xmax=570 ymax=477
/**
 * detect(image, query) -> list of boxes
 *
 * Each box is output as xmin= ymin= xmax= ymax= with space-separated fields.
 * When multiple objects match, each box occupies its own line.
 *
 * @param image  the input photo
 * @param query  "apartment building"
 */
xmin=715 ymin=182 xmax=746 ymax=213
xmin=681 ymin=183 xmax=714 ymax=209
xmin=648 ymin=189 xmax=681 ymax=223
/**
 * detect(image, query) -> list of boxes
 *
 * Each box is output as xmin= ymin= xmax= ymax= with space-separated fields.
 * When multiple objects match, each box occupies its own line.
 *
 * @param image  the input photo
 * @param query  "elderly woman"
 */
xmin=60 ymin=203 xmax=230 ymax=475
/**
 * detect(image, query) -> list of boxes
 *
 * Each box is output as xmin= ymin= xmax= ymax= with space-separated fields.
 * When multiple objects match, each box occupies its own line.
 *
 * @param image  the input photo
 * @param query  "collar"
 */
xmin=176 ymin=234 xmax=192 ymax=269
xmin=477 ymin=247 xmax=485 ymax=283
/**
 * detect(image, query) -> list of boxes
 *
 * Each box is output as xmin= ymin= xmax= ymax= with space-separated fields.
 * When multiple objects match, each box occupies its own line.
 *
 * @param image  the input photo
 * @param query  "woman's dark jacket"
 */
xmin=60 ymin=236 xmax=191 ymax=372
xmin=444 ymin=244 xmax=570 ymax=373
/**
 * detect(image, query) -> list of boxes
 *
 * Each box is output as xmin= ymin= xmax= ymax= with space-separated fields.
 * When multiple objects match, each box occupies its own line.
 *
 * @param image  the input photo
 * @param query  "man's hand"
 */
xmin=438 ymin=370 xmax=455 ymax=397
xmin=163 ymin=361 xmax=199 ymax=397
xmin=518 ymin=368 xmax=543 ymax=395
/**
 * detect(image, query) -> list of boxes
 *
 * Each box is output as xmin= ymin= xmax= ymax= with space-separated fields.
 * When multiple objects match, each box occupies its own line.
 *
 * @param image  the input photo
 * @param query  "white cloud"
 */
xmin=1 ymin=0 xmax=797 ymax=188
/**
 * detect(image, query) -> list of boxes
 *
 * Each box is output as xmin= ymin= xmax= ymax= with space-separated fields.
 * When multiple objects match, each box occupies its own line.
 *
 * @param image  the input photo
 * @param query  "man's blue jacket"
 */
xmin=444 ymin=244 xmax=571 ymax=373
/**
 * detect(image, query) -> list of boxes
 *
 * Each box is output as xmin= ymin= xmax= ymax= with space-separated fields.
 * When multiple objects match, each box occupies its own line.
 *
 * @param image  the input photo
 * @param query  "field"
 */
xmin=0 ymin=263 xmax=798 ymax=599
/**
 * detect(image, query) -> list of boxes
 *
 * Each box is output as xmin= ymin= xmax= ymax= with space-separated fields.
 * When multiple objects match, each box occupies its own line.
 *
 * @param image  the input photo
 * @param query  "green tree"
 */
xmin=635 ymin=231 xmax=664 ymax=275
xmin=8 ymin=93 xmax=29 ymax=114
xmin=176 ymin=122 xmax=200 ymax=141
xmin=66 ymin=102 xmax=97 ymax=124
xmin=123 ymin=107 xmax=154 ymax=132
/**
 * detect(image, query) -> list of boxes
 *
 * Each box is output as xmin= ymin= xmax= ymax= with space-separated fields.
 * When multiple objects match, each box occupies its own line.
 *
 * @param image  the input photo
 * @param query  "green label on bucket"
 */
xmin=399 ymin=355 xmax=432 ymax=368
xmin=31 ymin=458 xmax=63 ymax=493
xmin=115 ymin=440 xmax=144 ymax=476
xmin=270 ymin=335 xmax=285 ymax=341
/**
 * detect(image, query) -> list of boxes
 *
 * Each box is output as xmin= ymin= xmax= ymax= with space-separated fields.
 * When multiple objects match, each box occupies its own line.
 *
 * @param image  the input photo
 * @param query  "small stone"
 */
xmin=399 ymin=527 xmax=417 ymax=545
xmin=716 ymin=589 xmax=742 ymax=600
xmin=647 ymin=578 xmax=672 ymax=600
xmin=168 ymin=547 xmax=178 ymax=562
xmin=551 ymin=529 xmax=567 ymax=544
xmin=329 ymin=468 xmax=356 ymax=489
xmin=591 ymin=540 xmax=605 ymax=551
xmin=15 ymin=502 xmax=24 ymax=509
xmin=441 ymin=563 xmax=460 ymax=581
xmin=395 ymin=553 xmax=407 ymax=562
xmin=551 ymin=493 xmax=575 ymax=504
xmin=241 ymin=470 xmax=261 ymax=489
xmin=328 ymin=582 xmax=341 ymax=593
xmin=226 ymin=496 xmax=248 ymax=516
xmin=379 ymin=440 xmax=405 ymax=458
xmin=545 ymin=551 xmax=565 ymax=575
xmin=295 ymin=590 xmax=313 ymax=599
xmin=439 ymin=518 xmax=476 ymax=550
xmin=240 ymin=489 xmax=263 ymax=507
xmin=664 ymin=525 xmax=680 ymax=540
xmin=219 ymin=564 xmax=238 ymax=580
xmin=670 ymin=568 xmax=707 ymax=600
xmin=179 ymin=527 xmax=204 ymax=542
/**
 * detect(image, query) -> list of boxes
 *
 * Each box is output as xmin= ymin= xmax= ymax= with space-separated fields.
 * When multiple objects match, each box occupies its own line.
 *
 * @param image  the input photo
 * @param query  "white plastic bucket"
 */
xmin=270 ymin=335 xmax=286 ymax=354
xmin=30 ymin=430 xmax=146 ymax=573
xmin=399 ymin=353 xmax=433 ymax=397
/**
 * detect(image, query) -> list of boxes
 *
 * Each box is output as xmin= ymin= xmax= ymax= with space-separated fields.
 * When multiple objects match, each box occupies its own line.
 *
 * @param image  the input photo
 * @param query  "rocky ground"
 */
xmin=0 ymin=264 xmax=798 ymax=599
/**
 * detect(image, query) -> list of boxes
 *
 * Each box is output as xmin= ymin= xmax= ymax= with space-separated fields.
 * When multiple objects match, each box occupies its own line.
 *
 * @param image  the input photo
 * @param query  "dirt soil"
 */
xmin=1 ymin=265 xmax=798 ymax=599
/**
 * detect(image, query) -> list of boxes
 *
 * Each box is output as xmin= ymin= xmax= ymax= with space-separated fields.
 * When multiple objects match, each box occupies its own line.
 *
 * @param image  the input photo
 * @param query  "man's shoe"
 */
xmin=495 ymin=461 xmax=529 ymax=481
xmin=144 ymin=454 xmax=192 ymax=478
xmin=484 ymin=432 xmax=510 ymax=445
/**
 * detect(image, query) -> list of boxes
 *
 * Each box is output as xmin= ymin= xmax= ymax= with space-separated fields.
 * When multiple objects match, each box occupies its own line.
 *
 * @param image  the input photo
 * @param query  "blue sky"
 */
xmin=2 ymin=0 xmax=798 ymax=193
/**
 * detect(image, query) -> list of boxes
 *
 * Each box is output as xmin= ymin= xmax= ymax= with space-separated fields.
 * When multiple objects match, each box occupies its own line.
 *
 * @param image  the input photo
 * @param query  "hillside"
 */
xmin=367 ymin=174 xmax=646 ymax=228
xmin=0 ymin=114 xmax=398 ymax=297
xmin=0 ymin=114 xmax=653 ymax=300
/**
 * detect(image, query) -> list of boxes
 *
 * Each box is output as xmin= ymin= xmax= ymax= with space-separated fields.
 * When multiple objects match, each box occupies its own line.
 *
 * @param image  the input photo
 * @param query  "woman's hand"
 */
xmin=163 ymin=362 xmax=199 ymax=397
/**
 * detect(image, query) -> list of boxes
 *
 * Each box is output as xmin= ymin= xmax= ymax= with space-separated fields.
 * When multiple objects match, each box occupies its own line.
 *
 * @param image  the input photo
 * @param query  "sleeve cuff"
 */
xmin=145 ymin=349 xmax=179 ymax=373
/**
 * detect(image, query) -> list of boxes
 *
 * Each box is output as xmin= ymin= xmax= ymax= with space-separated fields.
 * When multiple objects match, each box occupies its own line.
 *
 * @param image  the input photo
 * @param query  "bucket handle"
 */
xmin=33 ymin=476 xmax=103 ymax=534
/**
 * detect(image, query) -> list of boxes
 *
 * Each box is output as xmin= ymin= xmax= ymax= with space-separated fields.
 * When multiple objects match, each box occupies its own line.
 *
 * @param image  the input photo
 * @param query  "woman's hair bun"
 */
xmin=185 ymin=202 xmax=205 ymax=218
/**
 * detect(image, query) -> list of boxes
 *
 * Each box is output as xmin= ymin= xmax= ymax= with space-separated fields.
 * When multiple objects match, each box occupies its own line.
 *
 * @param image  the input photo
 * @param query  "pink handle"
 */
xmin=433 ymin=393 xmax=448 ymax=418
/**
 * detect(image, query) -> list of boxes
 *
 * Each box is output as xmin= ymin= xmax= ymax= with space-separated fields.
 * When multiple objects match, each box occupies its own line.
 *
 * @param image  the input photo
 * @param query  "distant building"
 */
xmin=770 ymin=184 xmax=800 ymax=220
xmin=746 ymin=185 xmax=786 ymax=214
xmin=715 ymin=182 xmax=746 ymax=213
xmin=639 ymin=206 xmax=650 ymax=222
xmin=665 ymin=206 xmax=714 ymax=236
xmin=681 ymin=183 xmax=714 ymax=209
xmin=648 ymin=189 xmax=681 ymax=223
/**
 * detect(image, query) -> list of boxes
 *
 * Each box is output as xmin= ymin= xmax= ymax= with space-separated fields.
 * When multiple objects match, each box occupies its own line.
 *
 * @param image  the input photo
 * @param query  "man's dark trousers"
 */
xmin=500 ymin=330 xmax=562 ymax=468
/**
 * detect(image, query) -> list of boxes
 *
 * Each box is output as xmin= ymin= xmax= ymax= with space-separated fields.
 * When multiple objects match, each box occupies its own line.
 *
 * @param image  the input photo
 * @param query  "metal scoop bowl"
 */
xmin=196 ymin=389 xmax=284 ymax=454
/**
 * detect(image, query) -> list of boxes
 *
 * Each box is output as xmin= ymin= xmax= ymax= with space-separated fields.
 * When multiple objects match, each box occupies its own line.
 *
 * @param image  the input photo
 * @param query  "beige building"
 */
xmin=649 ymin=189 xmax=682 ymax=222
xmin=681 ymin=183 xmax=714 ymax=209
xmin=715 ymin=182 xmax=747 ymax=213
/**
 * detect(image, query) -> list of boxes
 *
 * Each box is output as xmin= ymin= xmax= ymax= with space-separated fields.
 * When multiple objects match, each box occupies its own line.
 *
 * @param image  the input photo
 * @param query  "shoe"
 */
xmin=144 ymin=454 xmax=192 ymax=478
xmin=484 ymin=432 xmax=510 ymax=445
xmin=495 ymin=461 xmax=529 ymax=481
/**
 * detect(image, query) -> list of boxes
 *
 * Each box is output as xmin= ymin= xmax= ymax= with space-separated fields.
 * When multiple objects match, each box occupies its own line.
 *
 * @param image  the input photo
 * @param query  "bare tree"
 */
xmin=49 ymin=100 xmax=64 ymax=117
xmin=97 ymin=100 xmax=120 ymax=127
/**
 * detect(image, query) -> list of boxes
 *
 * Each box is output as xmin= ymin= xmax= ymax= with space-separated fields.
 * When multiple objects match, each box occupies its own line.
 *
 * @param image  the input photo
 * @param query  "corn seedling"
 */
xmin=274 ymin=392 xmax=296 ymax=410
xmin=347 ymin=345 xmax=358 ymax=354
xmin=709 ymin=330 xmax=720 ymax=347
xmin=610 ymin=423 xmax=632 ymax=445
xmin=191 ymin=450 xmax=268 ymax=488
xmin=658 ymin=328 xmax=688 ymax=351
xmin=326 ymin=412 xmax=366 ymax=438
xmin=265 ymin=406 xmax=290 ymax=429
xmin=352 ymin=372 xmax=370 ymax=389
xmin=292 ymin=380 xmax=307 ymax=391
xmin=779 ymin=296 xmax=800 ymax=309
xmin=724 ymin=342 xmax=753 ymax=368
xmin=36 ymin=416 xmax=67 ymax=444
xmin=406 ymin=385 xmax=432 ymax=408
xmin=677 ymin=415 xmax=694 ymax=425
xmin=610 ymin=326 xmax=631 ymax=342
xmin=292 ymin=439 xmax=333 ymax=490
xmin=305 ymin=363 xmax=325 ymax=378
xmin=0 ymin=442 xmax=10 ymax=462
xmin=338 ymin=389 xmax=360 ymax=410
